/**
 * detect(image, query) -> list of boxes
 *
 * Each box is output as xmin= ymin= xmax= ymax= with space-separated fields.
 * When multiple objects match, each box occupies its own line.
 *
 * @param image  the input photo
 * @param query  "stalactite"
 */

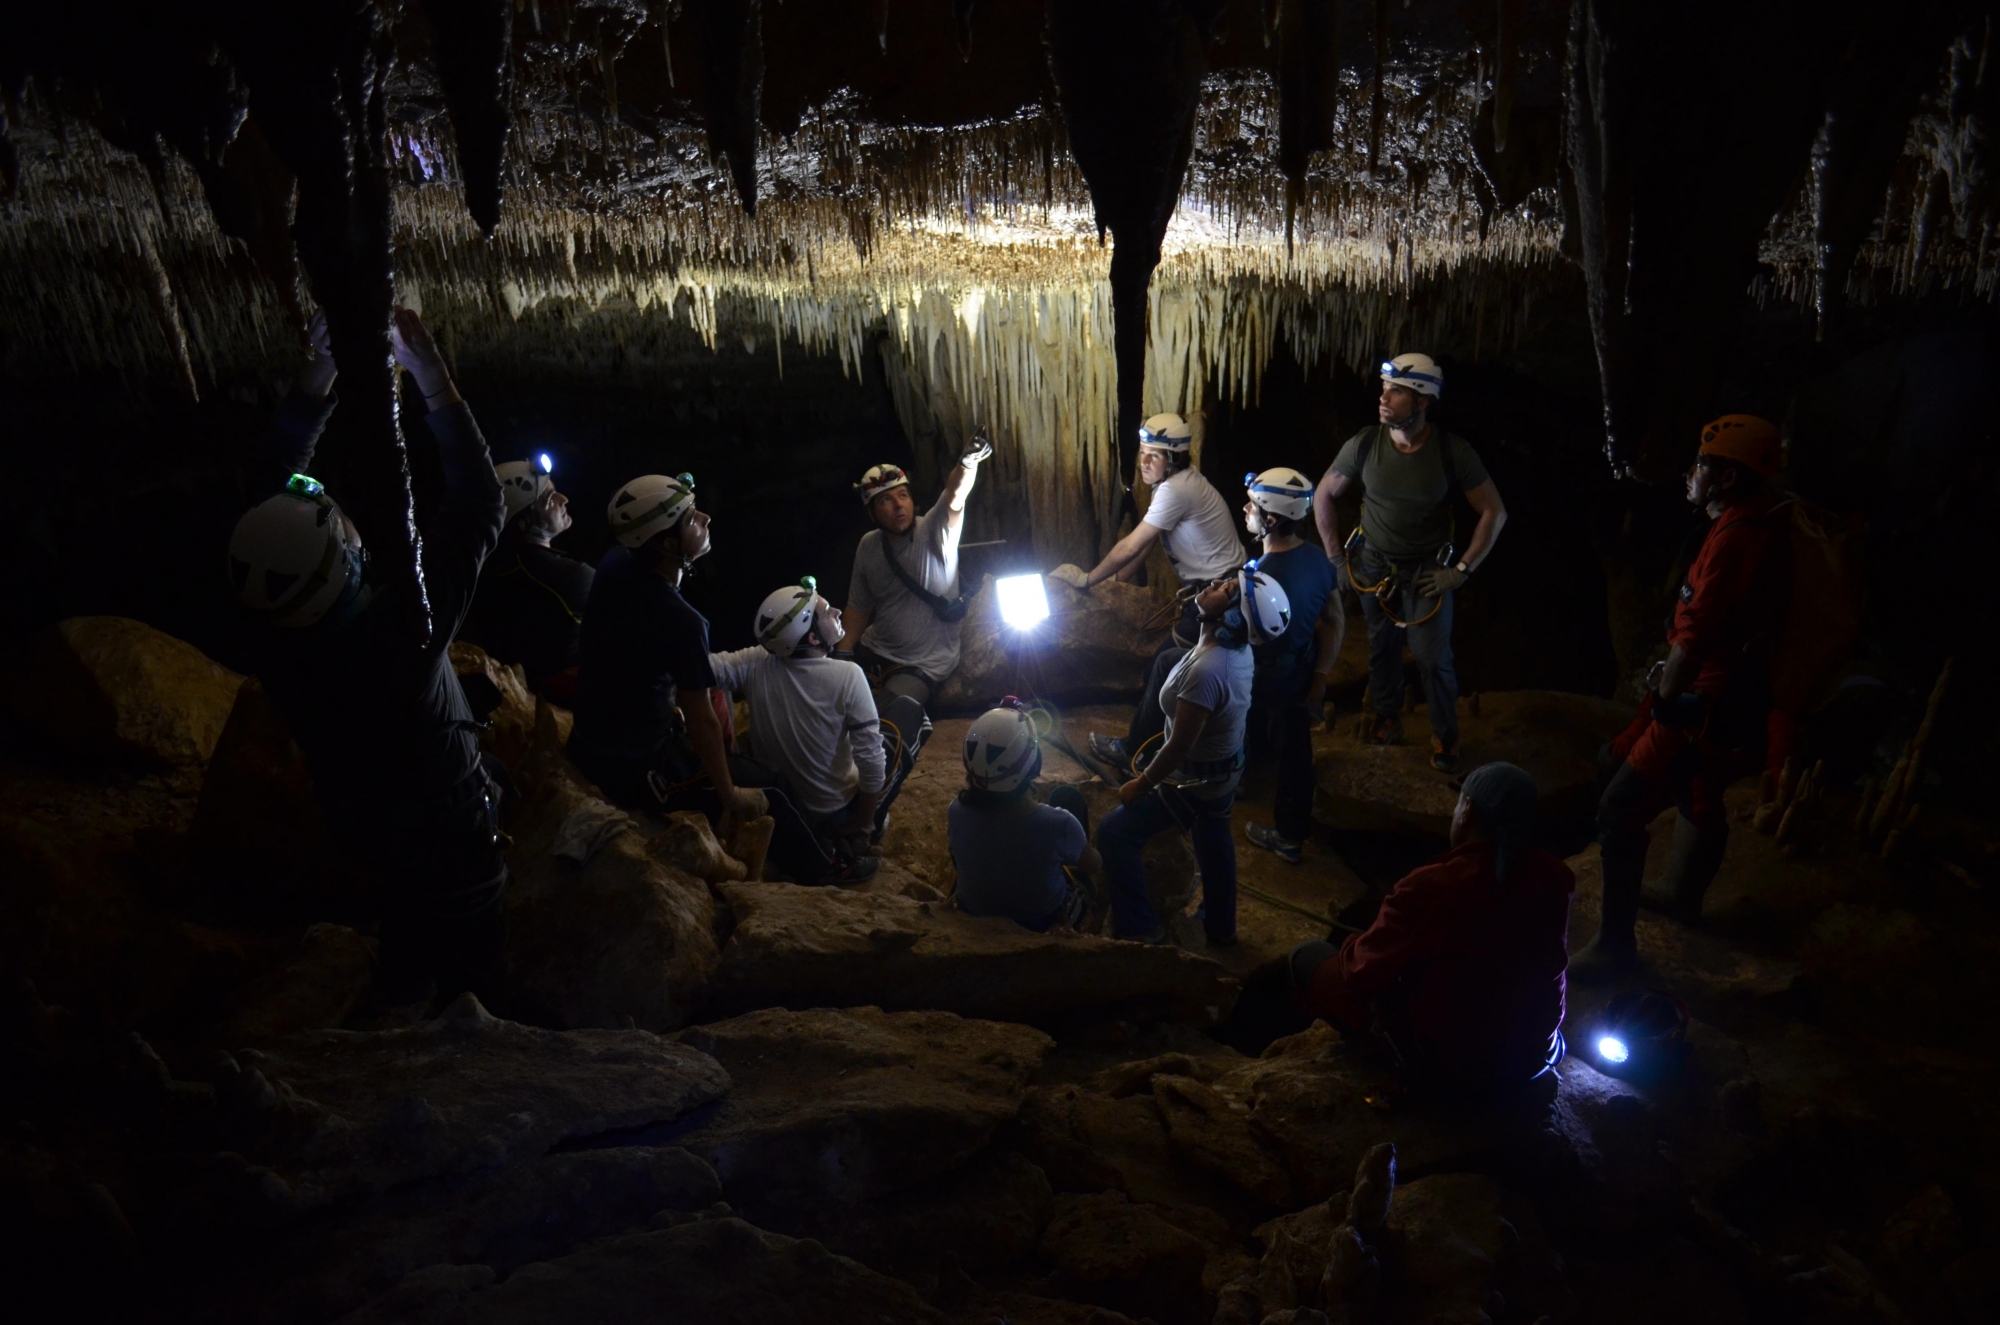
xmin=1275 ymin=0 xmax=1337 ymax=256
xmin=423 ymin=0 xmax=516 ymax=237
xmin=698 ymin=0 xmax=763 ymax=215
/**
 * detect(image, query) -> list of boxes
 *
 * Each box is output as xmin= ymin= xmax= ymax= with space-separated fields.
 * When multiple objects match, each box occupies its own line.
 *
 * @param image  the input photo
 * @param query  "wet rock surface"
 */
xmin=934 ymin=575 xmax=1174 ymax=711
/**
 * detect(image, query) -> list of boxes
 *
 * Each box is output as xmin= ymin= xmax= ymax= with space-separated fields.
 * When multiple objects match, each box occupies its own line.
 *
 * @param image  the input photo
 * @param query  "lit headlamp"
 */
xmin=1588 ymin=989 xmax=1689 ymax=1079
xmin=535 ymin=452 xmax=554 ymax=476
xmin=286 ymin=472 xmax=326 ymax=499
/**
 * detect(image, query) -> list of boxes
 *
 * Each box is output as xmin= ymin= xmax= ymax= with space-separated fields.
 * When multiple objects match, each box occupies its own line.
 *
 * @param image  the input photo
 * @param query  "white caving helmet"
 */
xmin=608 ymin=472 xmax=696 ymax=548
xmin=1237 ymin=564 xmax=1293 ymax=646
xmin=854 ymin=463 xmax=911 ymax=505
xmin=1380 ymin=352 xmax=1444 ymax=399
xmin=755 ymin=577 xmax=829 ymax=658
xmin=963 ymin=699 xmax=1042 ymax=793
xmin=227 ymin=473 xmax=368 ymax=628
xmin=1244 ymin=467 xmax=1314 ymax=521
xmin=496 ymin=453 xmax=555 ymax=522
xmin=1137 ymin=412 xmax=1194 ymax=452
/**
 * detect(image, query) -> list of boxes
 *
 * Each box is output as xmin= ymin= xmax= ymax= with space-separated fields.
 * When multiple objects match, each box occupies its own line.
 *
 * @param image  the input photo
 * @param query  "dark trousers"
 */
xmin=1357 ymin=547 xmax=1459 ymax=747
xmin=581 ymin=740 xmax=834 ymax=883
xmin=1251 ymin=688 xmax=1316 ymax=842
xmin=376 ymin=765 xmax=510 ymax=1003
xmin=1098 ymin=782 xmax=1238 ymax=942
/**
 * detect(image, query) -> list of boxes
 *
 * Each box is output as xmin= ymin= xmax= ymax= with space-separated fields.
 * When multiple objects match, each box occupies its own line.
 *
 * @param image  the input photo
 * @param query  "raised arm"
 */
xmin=398 ymin=308 xmax=502 ymax=635
xmin=261 ymin=310 xmax=340 ymax=485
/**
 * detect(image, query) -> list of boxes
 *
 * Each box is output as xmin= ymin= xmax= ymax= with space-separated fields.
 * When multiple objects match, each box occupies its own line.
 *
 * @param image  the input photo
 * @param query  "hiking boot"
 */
xmin=1363 ymin=715 xmax=1404 ymax=746
xmin=1246 ymin=822 xmax=1304 ymax=863
xmin=1089 ymin=733 xmax=1135 ymax=778
xmin=1431 ymin=738 xmax=1460 ymax=773
xmin=1639 ymin=815 xmax=1728 ymax=925
xmin=823 ymin=853 xmax=880 ymax=886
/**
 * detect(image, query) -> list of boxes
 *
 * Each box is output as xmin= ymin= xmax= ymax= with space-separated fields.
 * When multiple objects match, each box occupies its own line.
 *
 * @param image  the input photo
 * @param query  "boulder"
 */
xmin=346 ymin=1214 xmax=948 ymax=1325
xmin=213 ymin=923 xmax=378 ymax=1047
xmin=672 ymin=1006 xmax=1051 ymax=1221
xmin=812 ymin=1149 xmax=1056 ymax=1276
xmin=708 ymin=881 xmax=1239 ymax=1029
xmin=1038 ymin=1190 xmax=1210 ymax=1325
xmin=258 ymin=1147 xmax=721 ymax=1323
xmin=934 ymin=574 xmax=1174 ymax=711
xmin=502 ymin=758 xmax=720 ymax=1032
xmin=2 ymin=617 xmax=242 ymax=782
xmin=1315 ymin=690 xmax=1632 ymax=836
xmin=213 ymin=994 xmax=730 ymax=1212
xmin=448 ymin=643 xmax=538 ymax=786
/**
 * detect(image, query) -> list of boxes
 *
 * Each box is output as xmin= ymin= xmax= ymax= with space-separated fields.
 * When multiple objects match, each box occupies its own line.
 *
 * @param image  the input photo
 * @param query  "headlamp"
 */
xmin=286 ymin=473 xmax=326 ymax=499
xmin=1588 ymin=989 xmax=1688 ymax=1078
xmin=536 ymin=452 xmax=554 ymax=476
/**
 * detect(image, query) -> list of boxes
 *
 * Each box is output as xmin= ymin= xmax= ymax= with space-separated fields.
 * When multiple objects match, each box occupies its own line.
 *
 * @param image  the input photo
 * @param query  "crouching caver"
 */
xmin=228 ymin=309 xmax=508 ymax=1003
xmin=950 ymin=700 xmax=1102 ymax=931
xmin=1097 ymin=569 xmax=1290 ymax=946
xmin=1572 ymin=415 xmax=1792 ymax=981
xmin=1289 ymin=763 xmax=1575 ymax=1097
xmin=707 ymin=579 xmax=923 ymax=883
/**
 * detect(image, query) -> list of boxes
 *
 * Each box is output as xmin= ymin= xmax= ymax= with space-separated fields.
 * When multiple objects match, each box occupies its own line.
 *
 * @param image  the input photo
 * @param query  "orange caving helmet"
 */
xmin=1698 ymin=414 xmax=1784 ymax=477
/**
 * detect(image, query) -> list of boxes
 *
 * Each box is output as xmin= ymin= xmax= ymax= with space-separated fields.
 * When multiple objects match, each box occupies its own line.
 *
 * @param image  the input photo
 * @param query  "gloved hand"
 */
xmin=962 ymin=430 xmax=994 ymax=466
xmin=1049 ymin=564 xmax=1092 ymax=591
xmin=1415 ymin=564 xmax=1469 ymax=597
xmin=1329 ymin=555 xmax=1352 ymax=594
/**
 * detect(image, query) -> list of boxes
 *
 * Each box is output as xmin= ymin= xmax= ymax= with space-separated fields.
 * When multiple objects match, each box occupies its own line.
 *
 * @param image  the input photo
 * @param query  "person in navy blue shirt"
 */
xmin=1238 ymin=469 xmax=1344 ymax=864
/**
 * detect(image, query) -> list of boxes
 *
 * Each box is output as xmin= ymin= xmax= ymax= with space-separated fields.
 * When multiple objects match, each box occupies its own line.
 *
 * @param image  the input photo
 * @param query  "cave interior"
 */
xmin=4 ymin=2 xmax=2000 ymax=1323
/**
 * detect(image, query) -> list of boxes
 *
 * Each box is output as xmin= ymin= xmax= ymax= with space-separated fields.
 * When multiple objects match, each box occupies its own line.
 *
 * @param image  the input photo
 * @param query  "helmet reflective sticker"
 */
xmin=608 ymin=472 xmax=696 ymax=548
xmin=1138 ymin=412 xmax=1193 ymax=451
xmin=1379 ymin=352 xmax=1444 ymax=398
xmin=962 ymin=702 xmax=1042 ymax=793
xmin=755 ymin=576 xmax=822 ymax=657
xmin=1244 ymin=467 xmax=1313 ymax=520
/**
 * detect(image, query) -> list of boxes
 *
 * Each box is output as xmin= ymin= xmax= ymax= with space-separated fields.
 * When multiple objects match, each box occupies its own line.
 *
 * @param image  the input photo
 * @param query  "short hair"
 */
xmin=1258 ymin=510 xmax=1300 ymax=539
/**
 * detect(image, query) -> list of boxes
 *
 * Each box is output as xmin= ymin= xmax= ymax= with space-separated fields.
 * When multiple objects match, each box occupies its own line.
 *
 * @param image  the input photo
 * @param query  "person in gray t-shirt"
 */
xmin=842 ymin=436 xmax=992 ymax=710
xmin=1313 ymin=352 xmax=1508 ymax=773
xmin=1095 ymin=577 xmax=1255 ymax=946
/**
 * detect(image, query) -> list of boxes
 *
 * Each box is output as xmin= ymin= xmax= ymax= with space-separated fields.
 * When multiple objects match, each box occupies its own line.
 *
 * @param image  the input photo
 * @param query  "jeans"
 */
xmin=1098 ymin=781 xmax=1238 ymax=941
xmin=1250 ymin=689 xmax=1316 ymax=842
xmin=1357 ymin=546 xmax=1459 ymax=748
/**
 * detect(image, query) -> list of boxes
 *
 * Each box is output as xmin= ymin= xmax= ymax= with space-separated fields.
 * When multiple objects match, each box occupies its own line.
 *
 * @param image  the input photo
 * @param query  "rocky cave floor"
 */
xmin=5 ymin=619 xmax=1998 ymax=1324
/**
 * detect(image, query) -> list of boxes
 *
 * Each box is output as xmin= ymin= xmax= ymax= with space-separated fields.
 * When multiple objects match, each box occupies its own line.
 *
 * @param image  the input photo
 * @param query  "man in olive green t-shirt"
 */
xmin=1312 ymin=353 xmax=1508 ymax=772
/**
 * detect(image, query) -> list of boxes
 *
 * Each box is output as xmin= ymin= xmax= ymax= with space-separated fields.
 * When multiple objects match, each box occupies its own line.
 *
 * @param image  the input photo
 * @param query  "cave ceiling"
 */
xmin=3 ymin=1 xmax=1998 ymax=615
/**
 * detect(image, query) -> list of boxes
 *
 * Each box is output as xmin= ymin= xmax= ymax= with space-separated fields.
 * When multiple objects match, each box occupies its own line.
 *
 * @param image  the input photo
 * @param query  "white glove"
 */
xmin=1049 ymin=564 xmax=1092 ymax=591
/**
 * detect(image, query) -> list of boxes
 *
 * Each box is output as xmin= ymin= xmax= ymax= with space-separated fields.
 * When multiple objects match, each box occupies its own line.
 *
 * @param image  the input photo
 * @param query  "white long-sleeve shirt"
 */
xmin=708 ymin=648 xmax=886 ymax=818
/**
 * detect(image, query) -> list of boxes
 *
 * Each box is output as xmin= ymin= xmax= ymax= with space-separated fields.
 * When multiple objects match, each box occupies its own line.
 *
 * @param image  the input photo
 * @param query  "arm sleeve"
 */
xmin=1051 ymin=804 xmax=1087 ymax=864
xmin=1667 ymin=523 xmax=1762 ymax=659
xmin=708 ymin=646 xmax=764 ymax=693
xmin=847 ymin=535 xmax=878 ymax=613
xmin=1141 ymin=478 xmax=1184 ymax=532
xmin=919 ymin=496 xmax=959 ymax=557
xmin=1329 ymin=432 xmax=1368 ymax=481
xmin=1450 ymin=436 xmax=1491 ymax=490
xmin=419 ymin=402 xmax=508 ymax=638
xmin=261 ymin=387 xmax=339 ymax=488
xmin=665 ymin=601 xmax=719 ymax=692
xmin=843 ymin=667 xmax=886 ymax=793
xmin=1303 ymin=866 xmax=1441 ymax=1026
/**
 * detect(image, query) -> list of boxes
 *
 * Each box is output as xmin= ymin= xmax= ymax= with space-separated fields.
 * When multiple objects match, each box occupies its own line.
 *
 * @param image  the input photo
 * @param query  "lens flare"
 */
xmin=1595 ymin=1035 xmax=1630 ymax=1066
xmin=996 ymin=574 xmax=1050 ymax=630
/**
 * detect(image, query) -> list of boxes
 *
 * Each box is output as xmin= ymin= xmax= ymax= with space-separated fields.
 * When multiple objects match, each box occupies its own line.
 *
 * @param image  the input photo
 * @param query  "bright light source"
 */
xmin=1596 ymin=1034 xmax=1630 ymax=1066
xmin=537 ymin=452 xmax=554 ymax=474
xmin=996 ymin=574 xmax=1050 ymax=630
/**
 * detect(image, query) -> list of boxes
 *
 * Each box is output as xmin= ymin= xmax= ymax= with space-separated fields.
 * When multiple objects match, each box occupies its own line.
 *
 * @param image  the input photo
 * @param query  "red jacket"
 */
xmin=1305 ymin=841 xmax=1575 ymax=1080
xmin=1670 ymin=492 xmax=1789 ymax=696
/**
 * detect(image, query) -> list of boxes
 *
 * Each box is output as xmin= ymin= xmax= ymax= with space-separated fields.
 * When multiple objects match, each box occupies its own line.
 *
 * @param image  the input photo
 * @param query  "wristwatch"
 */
xmin=1453 ymin=560 xmax=1471 ymax=575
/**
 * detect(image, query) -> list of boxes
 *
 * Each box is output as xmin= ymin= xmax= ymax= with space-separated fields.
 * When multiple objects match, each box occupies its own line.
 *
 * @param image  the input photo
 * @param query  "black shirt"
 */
xmin=463 ymin=526 xmax=594 ymax=687
xmin=568 ymin=546 xmax=717 ymax=775
xmin=250 ymin=390 xmax=505 ymax=849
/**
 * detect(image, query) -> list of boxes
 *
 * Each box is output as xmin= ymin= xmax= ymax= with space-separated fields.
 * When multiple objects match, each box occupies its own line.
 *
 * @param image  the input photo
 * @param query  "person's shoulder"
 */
xmin=1523 ymin=846 xmax=1577 ymax=893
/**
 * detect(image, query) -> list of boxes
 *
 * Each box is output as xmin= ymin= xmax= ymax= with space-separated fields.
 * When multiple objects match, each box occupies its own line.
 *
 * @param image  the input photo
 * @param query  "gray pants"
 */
xmin=854 ymin=644 xmax=937 ymax=708
xmin=1357 ymin=547 xmax=1459 ymax=748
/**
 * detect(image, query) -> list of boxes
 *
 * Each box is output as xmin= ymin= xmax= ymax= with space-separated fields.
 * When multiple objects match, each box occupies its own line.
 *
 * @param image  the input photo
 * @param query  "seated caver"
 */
xmin=462 ymin=453 xmax=592 ymax=701
xmin=709 ymin=579 xmax=921 ymax=871
xmin=949 ymin=700 xmax=1101 ymax=931
xmin=1289 ymin=762 xmax=1575 ymax=1094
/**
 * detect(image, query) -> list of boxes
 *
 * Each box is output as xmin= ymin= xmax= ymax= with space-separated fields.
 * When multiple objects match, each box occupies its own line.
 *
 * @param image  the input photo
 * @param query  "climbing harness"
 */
xmin=1343 ymin=529 xmax=1453 ymax=628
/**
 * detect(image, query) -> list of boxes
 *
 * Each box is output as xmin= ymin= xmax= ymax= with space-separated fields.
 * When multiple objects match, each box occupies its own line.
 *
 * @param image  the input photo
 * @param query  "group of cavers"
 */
xmin=226 ymin=314 xmax=1857 ymax=1100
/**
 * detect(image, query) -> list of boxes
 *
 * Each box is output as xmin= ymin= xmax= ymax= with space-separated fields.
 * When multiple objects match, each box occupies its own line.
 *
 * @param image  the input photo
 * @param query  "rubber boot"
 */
xmin=1570 ymin=834 xmax=1644 ymax=984
xmin=1640 ymin=815 xmax=1728 ymax=924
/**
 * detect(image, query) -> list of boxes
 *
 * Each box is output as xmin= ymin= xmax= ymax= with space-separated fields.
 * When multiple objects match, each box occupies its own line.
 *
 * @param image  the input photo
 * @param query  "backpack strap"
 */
xmin=879 ymin=532 xmax=964 ymax=622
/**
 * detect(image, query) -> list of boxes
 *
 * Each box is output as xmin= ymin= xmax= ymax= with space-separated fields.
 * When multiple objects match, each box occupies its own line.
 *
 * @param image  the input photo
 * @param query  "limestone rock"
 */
xmin=374 ymin=1215 xmax=949 ymax=1325
xmin=812 ymin=1149 xmax=1055 ymax=1276
xmin=648 ymin=810 xmax=746 ymax=882
xmin=1315 ymin=690 xmax=1632 ymax=835
xmin=672 ymin=1006 xmax=1050 ymax=1220
xmin=503 ymin=757 xmax=720 ymax=1032
xmin=216 ymin=994 xmax=730 ymax=1212
xmin=448 ymin=643 xmax=537 ymax=785
xmin=2 ymin=617 xmax=242 ymax=782
xmin=935 ymin=574 xmax=1174 ymax=710
xmin=709 ymin=881 xmax=1239 ymax=1029
xmin=1039 ymin=1190 xmax=1209 ymax=1325
xmin=262 ymin=1147 xmax=721 ymax=1323
xmin=214 ymin=922 xmax=378 ymax=1047
xmin=1381 ymin=1173 xmax=1574 ymax=1325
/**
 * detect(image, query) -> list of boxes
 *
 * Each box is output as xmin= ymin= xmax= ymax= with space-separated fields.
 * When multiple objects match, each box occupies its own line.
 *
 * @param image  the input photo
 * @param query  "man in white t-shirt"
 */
xmin=1049 ymin=412 xmax=1247 ymax=773
xmin=842 ymin=435 xmax=992 ymax=713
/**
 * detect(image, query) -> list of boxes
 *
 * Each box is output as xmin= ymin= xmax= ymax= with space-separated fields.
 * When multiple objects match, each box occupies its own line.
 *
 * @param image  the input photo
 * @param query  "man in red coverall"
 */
xmin=1290 ymin=762 xmax=1576 ymax=1094
xmin=1571 ymin=415 xmax=1791 ymax=981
